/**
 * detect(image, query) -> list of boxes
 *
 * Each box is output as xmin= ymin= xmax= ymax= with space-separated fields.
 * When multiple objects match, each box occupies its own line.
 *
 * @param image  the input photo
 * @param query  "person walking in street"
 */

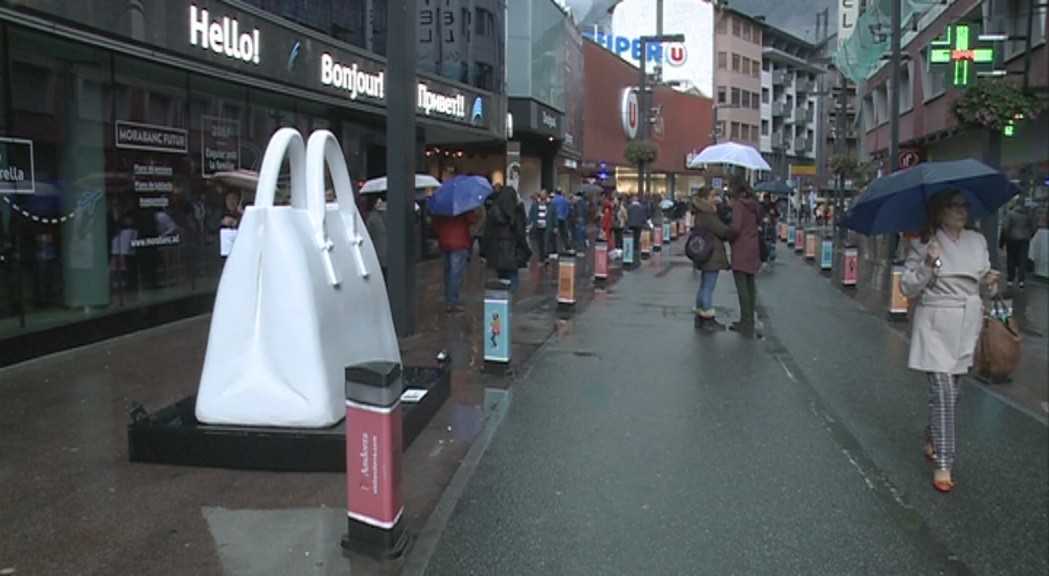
xmin=432 ymin=208 xmax=478 ymax=313
xmin=572 ymin=192 xmax=589 ymax=252
xmin=900 ymin=188 xmax=1000 ymax=493
xmin=528 ymin=190 xmax=552 ymax=265
xmin=600 ymin=195 xmax=615 ymax=250
xmin=1000 ymin=197 xmax=1036 ymax=289
xmin=727 ymin=178 xmax=762 ymax=337
xmin=626 ymin=194 xmax=647 ymax=261
xmin=365 ymin=195 xmax=389 ymax=281
xmin=550 ymin=189 xmax=571 ymax=256
xmin=613 ymin=195 xmax=627 ymax=257
xmin=691 ymin=187 xmax=734 ymax=331
xmin=482 ymin=185 xmax=530 ymax=291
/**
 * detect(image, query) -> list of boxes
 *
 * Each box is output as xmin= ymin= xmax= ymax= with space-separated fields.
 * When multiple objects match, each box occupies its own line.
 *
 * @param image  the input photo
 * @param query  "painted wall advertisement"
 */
xmin=345 ymin=401 xmax=404 ymax=529
xmin=115 ymin=120 xmax=189 ymax=248
xmin=484 ymin=297 xmax=510 ymax=363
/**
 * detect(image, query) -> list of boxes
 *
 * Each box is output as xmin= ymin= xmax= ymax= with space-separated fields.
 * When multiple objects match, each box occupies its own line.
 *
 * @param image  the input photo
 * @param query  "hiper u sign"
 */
xmin=621 ymin=88 xmax=639 ymax=140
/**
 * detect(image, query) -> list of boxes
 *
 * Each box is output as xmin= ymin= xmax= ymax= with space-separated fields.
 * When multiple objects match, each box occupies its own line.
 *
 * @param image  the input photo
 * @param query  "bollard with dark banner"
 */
xmin=820 ymin=237 xmax=833 ymax=270
xmin=558 ymin=251 xmax=576 ymax=309
xmin=640 ymin=229 xmax=652 ymax=259
xmin=342 ymin=362 xmax=409 ymax=560
xmin=483 ymin=279 xmax=512 ymax=373
xmin=843 ymin=246 xmax=858 ymax=286
xmin=787 ymin=224 xmax=796 ymax=247
xmin=594 ymin=239 xmax=609 ymax=283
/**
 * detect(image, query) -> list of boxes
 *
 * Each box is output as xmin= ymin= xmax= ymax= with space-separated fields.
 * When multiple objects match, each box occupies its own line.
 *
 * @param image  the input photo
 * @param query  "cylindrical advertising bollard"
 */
xmin=558 ymin=251 xmax=576 ymax=308
xmin=640 ymin=229 xmax=652 ymax=259
xmin=804 ymin=230 xmax=818 ymax=260
xmin=787 ymin=224 xmax=796 ymax=247
xmin=676 ymin=220 xmax=684 ymax=237
xmin=622 ymin=230 xmax=636 ymax=267
xmin=342 ymin=362 xmax=409 ymax=560
xmin=483 ymin=279 xmax=512 ymax=373
xmin=820 ymin=237 xmax=833 ymax=270
xmin=653 ymin=225 xmax=663 ymax=252
xmin=794 ymin=228 xmax=805 ymax=253
xmin=842 ymin=246 xmax=858 ymax=286
xmin=669 ymin=220 xmax=678 ymax=241
xmin=889 ymin=265 xmax=909 ymax=315
xmin=594 ymin=239 xmax=609 ymax=283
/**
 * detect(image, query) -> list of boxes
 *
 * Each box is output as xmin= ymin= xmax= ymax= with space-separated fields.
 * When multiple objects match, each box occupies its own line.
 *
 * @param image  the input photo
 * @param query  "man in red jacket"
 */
xmin=431 ymin=211 xmax=478 ymax=313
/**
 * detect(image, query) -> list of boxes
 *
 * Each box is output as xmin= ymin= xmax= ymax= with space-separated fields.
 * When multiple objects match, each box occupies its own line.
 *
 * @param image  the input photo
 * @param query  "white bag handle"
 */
xmin=253 ymin=128 xmax=306 ymax=209
xmin=307 ymin=130 xmax=369 ymax=283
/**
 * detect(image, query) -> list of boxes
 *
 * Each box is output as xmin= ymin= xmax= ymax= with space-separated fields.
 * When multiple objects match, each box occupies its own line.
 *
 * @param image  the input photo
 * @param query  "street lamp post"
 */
xmin=638 ymin=33 xmax=685 ymax=202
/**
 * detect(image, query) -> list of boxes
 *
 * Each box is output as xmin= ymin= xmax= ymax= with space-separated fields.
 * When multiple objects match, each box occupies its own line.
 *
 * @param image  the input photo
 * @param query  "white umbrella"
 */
xmin=360 ymin=174 xmax=441 ymax=194
xmin=211 ymin=170 xmax=260 ymax=190
xmin=686 ymin=142 xmax=771 ymax=171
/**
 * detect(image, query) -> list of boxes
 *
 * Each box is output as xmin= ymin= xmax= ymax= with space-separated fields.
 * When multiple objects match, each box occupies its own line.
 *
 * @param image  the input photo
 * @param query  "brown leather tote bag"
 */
xmin=975 ymin=295 xmax=1022 ymax=378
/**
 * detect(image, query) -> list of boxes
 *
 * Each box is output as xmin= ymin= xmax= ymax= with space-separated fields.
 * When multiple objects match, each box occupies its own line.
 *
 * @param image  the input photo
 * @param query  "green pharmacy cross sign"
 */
xmin=929 ymin=24 xmax=997 ymax=86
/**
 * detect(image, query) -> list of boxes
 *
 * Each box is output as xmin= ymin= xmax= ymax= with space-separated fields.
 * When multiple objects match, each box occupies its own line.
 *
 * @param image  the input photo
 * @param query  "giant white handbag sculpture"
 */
xmin=196 ymin=128 xmax=401 ymax=428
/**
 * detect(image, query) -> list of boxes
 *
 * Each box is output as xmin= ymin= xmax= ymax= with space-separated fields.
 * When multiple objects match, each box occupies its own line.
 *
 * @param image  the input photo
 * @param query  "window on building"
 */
xmin=732 ymin=54 xmax=741 ymax=72
xmin=731 ymin=87 xmax=741 ymax=106
xmin=919 ymin=47 xmax=946 ymax=102
xmin=751 ymin=91 xmax=760 ymax=109
xmin=752 ymin=63 xmax=761 ymax=79
xmin=717 ymin=86 xmax=727 ymax=103
xmin=742 ymin=58 xmax=750 ymax=76
xmin=716 ymin=17 xmax=728 ymax=34
xmin=899 ymin=61 xmax=914 ymax=113
xmin=761 ymin=120 xmax=769 ymax=135
xmin=732 ymin=19 xmax=742 ymax=37
xmin=731 ymin=121 xmax=740 ymax=139
xmin=718 ymin=51 xmax=727 ymax=69
xmin=761 ymin=88 xmax=769 ymax=103
xmin=1005 ymin=0 xmax=1047 ymax=60
xmin=743 ymin=23 xmax=752 ymax=41
xmin=742 ymin=90 xmax=751 ymax=108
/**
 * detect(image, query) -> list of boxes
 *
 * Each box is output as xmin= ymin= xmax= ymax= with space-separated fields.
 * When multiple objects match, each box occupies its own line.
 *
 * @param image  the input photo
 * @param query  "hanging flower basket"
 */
xmin=950 ymin=78 xmax=1044 ymax=131
xmin=624 ymin=142 xmax=658 ymax=165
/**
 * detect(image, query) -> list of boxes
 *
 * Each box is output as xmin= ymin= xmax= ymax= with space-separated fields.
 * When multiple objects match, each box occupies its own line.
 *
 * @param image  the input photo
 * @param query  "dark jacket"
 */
xmin=626 ymin=201 xmax=647 ymax=229
xmin=483 ymin=194 xmax=528 ymax=271
xmin=691 ymin=197 xmax=733 ymax=272
xmin=729 ymin=196 xmax=762 ymax=274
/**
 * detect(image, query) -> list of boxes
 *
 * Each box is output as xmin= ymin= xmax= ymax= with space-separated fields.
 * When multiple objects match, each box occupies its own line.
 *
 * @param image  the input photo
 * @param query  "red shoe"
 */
xmin=933 ymin=470 xmax=954 ymax=493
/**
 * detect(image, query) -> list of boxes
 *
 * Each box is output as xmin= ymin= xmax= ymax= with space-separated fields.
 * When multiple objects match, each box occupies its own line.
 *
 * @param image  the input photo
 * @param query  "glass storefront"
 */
xmin=0 ymin=25 xmax=386 ymax=337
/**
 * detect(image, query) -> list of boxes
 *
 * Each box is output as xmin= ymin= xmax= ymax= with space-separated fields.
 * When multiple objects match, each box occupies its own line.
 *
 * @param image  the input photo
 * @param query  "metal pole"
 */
xmin=836 ymin=74 xmax=848 ymax=238
xmin=387 ymin=0 xmax=418 ymax=337
xmin=712 ymin=105 xmax=719 ymax=145
xmin=638 ymin=38 xmax=647 ymax=201
xmin=888 ymin=0 xmax=901 ymax=175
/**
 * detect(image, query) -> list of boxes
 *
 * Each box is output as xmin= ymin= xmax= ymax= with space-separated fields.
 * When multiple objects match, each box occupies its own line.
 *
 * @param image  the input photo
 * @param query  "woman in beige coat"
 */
xmin=900 ymin=188 xmax=1000 ymax=493
xmin=691 ymin=187 xmax=734 ymax=331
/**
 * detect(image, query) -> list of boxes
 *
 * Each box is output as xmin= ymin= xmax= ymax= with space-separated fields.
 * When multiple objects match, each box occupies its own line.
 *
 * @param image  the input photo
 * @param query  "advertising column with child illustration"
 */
xmin=484 ymin=302 xmax=510 ymax=363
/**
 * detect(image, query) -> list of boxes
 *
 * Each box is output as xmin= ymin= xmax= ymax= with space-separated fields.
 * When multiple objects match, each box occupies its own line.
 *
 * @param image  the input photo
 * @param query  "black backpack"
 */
xmin=685 ymin=224 xmax=716 ymax=265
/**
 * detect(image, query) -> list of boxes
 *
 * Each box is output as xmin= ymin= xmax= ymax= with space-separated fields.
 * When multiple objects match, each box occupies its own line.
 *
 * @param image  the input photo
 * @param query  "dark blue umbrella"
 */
xmin=754 ymin=180 xmax=793 ymax=195
xmin=840 ymin=159 xmax=1021 ymax=235
xmin=427 ymin=175 xmax=493 ymax=217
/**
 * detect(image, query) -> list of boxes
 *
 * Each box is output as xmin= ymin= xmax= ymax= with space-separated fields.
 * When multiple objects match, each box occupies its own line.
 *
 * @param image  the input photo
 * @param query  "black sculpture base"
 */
xmin=127 ymin=366 xmax=450 ymax=472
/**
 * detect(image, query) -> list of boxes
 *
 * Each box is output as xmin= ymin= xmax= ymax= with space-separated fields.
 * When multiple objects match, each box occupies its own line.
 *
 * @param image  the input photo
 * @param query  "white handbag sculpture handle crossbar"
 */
xmin=307 ymin=130 xmax=369 ymax=281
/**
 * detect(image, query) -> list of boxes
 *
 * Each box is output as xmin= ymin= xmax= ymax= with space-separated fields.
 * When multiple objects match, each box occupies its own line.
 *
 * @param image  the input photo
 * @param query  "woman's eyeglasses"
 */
xmin=945 ymin=201 xmax=970 ymax=211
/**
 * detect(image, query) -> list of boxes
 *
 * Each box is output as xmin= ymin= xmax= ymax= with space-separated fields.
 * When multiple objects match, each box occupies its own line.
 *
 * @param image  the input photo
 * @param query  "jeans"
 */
xmin=497 ymin=269 xmax=519 ymax=292
xmin=733 ymin=271 xmax=757 ymax=324
xmin=695 ymin=270 xmax=720 ymax=311
xmin=1005 ymin=239 xmax=1030 ymax=283
xmin=443 ymin=249 xmax=469 ymax=307
xmin=532 ymin=228 xmax=549 ymax=261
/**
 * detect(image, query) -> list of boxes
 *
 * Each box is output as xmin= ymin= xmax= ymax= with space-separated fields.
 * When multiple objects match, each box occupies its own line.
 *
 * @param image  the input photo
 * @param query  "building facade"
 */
xmin=713 ymin=7 xmax=764 ymax=149
xmin=0 ymin=0 xmax=507 ymax=363
xmin=583 ymin=38 xmax=714 ymax=198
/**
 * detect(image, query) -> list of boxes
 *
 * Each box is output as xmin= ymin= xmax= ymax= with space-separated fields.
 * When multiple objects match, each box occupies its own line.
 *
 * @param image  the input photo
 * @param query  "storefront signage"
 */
xmin=201 ymin=116 xmax=240 ymax=177
xmin=321 ymin=53 xmax=384 ymax=101
xmin=621 ymin=88 xmax=639 ymax=140
xmin=0 ymin=137 xmax=36 ymax=194
xmin=541 ymin=110 xmax=559 ymax=130
xmin=417 ymin=84 xmax=466 ymax=120
xmin=838 ymin=0 xmax=859 ymax=48
xmin=507 ymin=99 xmax=563 ymax=139
xmin=929 ymin=24 xmax=997 ymax=86
xmin=189 ymin=4 xmax=261 ymax=65
xmin=583 ymin=32 xmax=687 ymax=67
xmin=115 ymin=120 xmax=189 ymax=154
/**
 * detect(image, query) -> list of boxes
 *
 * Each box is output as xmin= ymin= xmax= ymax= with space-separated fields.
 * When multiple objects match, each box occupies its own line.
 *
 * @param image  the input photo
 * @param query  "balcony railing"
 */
xmin=795 ymin=138 xmax=813 ymax=152
xmin=771 ymin=131 xmax=792 ymax=149
xmin=795 ymin=108 xmax=814 ymax=123
xmin=771 ymin=102 xmax=790 ymax=117
xmin=795 ymin=79 xmax=815 ymax=93
xmin=772 ymin=70 xmax=791 ymax=86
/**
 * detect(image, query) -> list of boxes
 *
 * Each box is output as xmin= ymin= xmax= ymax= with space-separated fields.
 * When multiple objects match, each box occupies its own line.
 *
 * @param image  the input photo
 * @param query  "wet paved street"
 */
xmin=2 ymin=237 xmax=1046 ymax=576
xmin=419 ymin=250 xmax=1048 ymax=575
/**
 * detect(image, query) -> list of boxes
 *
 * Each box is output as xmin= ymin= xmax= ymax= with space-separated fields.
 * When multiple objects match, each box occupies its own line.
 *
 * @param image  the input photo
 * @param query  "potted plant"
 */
xmin=829 ymin=154 xmax=861 ymax=177
xmin=624 ymin=141 xmax=659 ymax=166
xmin=950 ymin=78 xmax=1044 ymax=131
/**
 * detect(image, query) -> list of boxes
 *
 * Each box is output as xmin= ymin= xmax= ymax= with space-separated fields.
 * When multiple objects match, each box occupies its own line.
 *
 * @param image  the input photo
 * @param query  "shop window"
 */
xmin=731 ymin=87 xmax=741 ymax=106
xmin=732 ymin=54 xmax=740 ymax=72
xmin=717 ymin=86 xmax=727 ymax=104
xmin=718 ymin=51 xmax=727 ymax=69
xmin=9 ymin=60 xmax=55 ymax=115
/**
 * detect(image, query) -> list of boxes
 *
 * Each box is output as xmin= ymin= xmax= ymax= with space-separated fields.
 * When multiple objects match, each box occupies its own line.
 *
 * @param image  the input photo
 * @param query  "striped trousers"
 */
xmin=926 ymin=372 xmax=962 ymax=470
